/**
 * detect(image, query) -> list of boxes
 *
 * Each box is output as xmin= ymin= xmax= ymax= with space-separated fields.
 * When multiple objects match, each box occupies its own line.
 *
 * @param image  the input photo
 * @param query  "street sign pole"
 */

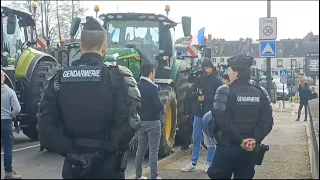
xmin=290 ymin=58 xmax=293 ymax=103
xmin=266 ymin=0 xmax=272 ymax=98
xmin=283 ymin=84 xmax=285 ymax=108
xmin=280 ymin=75 xmax=287 ymax=108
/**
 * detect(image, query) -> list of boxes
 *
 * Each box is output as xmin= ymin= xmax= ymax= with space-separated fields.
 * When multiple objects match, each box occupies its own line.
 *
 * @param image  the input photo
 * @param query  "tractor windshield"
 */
xmin=106 ymin=20 xmax=159 ymax=64
xmin=2 ymin=16 xmax=25 ymax=59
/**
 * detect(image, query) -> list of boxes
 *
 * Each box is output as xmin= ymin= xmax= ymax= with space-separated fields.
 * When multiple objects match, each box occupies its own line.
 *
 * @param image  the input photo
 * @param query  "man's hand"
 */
xmin=240 ymin=138 xmax=256 ymax=151
xmin=66 ymin=152 xmax=102 ymax=177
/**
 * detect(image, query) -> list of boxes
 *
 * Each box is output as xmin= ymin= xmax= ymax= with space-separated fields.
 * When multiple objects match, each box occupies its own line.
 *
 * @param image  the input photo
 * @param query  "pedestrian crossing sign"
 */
xmin=280 ymin=69 xmax=288 ymax=78
xmin=259 ymin=40 xmax=277 ymax=58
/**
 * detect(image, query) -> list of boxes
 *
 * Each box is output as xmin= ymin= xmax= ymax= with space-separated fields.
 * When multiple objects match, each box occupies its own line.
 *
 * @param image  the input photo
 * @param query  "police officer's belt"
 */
xmin=73 ymin=138 xmax=115 ymax=152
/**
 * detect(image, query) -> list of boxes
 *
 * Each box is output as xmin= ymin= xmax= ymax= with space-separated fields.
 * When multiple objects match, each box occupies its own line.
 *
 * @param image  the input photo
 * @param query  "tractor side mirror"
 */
xmin=181 ymin=16 xmax=191 ymax=37
xmin=70 ymin=17 xmax=81 ymax=38
xmin=7 ymin=14 xmax=17 ymax=35
xmin=203 ymin=48 xmax=211 ymax=59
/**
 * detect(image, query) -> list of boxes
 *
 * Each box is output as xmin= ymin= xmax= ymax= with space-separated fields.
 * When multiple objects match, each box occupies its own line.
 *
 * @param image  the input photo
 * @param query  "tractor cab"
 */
xmin=1 ymin=5 xmax=36 ymax=64
xmin=96 ymin=13 xmax=191 ymax=80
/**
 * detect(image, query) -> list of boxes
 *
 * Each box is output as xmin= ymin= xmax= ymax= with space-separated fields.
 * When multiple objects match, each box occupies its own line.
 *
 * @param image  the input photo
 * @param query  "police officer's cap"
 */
xmin=227 ymin=55 xmax=254 ymax=69
xmin=82 ymin=16 xmax=106 ymax=32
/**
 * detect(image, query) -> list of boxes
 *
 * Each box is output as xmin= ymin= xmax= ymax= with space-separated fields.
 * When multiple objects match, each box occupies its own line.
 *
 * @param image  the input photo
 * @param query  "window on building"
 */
xmin=277 ymin=48 xmax=284 ymax=55
xmin=253 ymin=60 xmax=256 ymax=66
xmin=220 ymin=58 xmax=225 ymax=63
xmin=212 ymin=58 xmax=216 ymax=63
xmin=277 ymin=59 xmax=283 ymax=68
xmin=292 ymin=59 xmax=297 ymax=67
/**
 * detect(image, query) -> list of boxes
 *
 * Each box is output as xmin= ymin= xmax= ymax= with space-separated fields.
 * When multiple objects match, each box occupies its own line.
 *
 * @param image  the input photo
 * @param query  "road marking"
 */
xmin=1 ymin=144 xmax=40 ymax=155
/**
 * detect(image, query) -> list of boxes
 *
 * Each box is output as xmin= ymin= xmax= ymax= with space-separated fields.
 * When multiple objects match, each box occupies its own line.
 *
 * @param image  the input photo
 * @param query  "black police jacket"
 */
xmin=211 ymin=79 xmax=273 ymax=145
xmin=37 ymin=53 xmax=141 ymax=156
xmin=192 ymin=73 xmax=222 ymax=117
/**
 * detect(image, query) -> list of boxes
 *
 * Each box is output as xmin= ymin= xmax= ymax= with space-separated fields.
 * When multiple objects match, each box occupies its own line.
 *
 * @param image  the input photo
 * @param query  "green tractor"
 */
xmin=69 ymin=13 xmax=194 ymax=157
xmin=1 ymin=5 xmax=60 ymax=140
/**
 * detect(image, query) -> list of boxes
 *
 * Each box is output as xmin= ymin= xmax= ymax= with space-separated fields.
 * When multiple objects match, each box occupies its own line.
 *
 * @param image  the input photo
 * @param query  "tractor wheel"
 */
xmin=175 ymin=62 xmax=192 ymax=145
xmin=21 ymin=60 xmax=59 ymax=140
xmin=158 ymin=85 xmax=177 ymax=158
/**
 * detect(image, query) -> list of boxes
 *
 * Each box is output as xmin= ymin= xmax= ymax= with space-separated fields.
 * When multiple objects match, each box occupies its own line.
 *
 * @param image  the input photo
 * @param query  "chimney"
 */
xmin=208 ymin=34 xmax=212 ymax=41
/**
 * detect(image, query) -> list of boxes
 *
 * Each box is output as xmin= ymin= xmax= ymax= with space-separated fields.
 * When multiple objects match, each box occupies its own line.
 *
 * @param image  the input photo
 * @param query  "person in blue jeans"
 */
xmin=1 ymin=70 xmax=22 ymax=179
xmin=181 ymin=59 xmax=222 ymax=173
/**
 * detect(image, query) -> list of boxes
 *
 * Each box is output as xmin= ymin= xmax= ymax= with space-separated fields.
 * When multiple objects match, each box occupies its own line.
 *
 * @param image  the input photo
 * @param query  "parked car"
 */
xmin=273 ymin=77 xmax=289 ymax=100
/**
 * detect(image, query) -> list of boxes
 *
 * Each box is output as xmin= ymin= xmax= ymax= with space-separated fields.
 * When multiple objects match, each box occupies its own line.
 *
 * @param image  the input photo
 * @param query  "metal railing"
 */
xmin=308 ymin=104 xmax=319 ymax=179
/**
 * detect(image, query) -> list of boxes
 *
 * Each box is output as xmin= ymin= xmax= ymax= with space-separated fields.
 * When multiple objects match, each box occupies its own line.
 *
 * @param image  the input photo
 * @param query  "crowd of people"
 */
xmin=1 ymin=16 xmax=318 ymax=180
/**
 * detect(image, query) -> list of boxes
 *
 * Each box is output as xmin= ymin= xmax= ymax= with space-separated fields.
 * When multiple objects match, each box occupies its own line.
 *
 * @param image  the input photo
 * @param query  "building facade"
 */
xmin=206 ymin=32 xmax=319 ymax=73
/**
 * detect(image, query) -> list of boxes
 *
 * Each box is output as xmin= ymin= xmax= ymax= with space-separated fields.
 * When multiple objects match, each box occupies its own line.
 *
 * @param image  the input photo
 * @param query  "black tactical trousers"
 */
xmin=207 ymin=144 xmax=256 ymax=179
xmin=62 ymin=152 xmax=125 ymax=179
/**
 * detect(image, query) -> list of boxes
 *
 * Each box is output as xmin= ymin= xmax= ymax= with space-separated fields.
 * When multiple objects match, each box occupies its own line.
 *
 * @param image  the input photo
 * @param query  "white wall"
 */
xmin=255 ymin=57 xmax=305 ymax=71
xmin=213 ymin=56 xmax=306 ymax=71
xmin=212 ymin=57 xmax=230 ymax=65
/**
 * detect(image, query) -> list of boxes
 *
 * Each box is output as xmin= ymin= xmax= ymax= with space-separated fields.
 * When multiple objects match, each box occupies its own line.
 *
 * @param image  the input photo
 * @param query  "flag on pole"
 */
xmin=188 ymin=27 xmax=205 ymax=46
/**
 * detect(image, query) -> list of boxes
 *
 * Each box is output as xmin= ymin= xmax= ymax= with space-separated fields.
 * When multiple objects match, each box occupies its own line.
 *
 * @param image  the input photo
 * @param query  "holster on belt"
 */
xmin=117 ymin=150 xmax=128 ymax=172
xmin=255 ymin=144 xmax=270 ymax=165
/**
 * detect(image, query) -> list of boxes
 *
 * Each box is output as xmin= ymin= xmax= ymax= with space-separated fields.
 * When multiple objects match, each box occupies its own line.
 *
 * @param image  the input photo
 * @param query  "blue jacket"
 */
xmin=300 ymin=86 xmax=312 ymax=104
xmin=138 ymin=77 xmax=164 ymax=121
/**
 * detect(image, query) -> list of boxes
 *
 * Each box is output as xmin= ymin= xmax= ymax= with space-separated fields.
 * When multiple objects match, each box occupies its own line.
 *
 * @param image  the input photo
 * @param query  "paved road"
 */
xmin=1 ymin=133 xmax=181 ymax=179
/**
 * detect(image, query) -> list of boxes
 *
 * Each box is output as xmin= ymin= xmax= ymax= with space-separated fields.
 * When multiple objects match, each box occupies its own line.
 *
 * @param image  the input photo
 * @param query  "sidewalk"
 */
xmin=128 ymin=110 xmax=312 ymax=179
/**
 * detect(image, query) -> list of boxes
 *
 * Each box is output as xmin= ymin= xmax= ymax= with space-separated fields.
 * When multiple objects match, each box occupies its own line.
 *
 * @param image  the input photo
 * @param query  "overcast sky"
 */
xmin=4 ymin=1 xmax=319 ymax=40
xmin=82 ymin=1 xmax=319 ymax=40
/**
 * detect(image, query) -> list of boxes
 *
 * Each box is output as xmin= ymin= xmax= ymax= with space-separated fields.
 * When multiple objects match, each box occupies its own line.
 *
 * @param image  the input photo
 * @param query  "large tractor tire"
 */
xmin=21 ymin=60 xmax=60 ymax=140
xmin=175 ymin=62 xmax=192 ymax=145
xmin=158 ymin=85 xmax=178 ymax=158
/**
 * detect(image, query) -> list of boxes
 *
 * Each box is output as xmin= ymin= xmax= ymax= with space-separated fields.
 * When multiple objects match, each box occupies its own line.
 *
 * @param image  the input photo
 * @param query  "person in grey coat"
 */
xmin=1 ymin=70 xmax=21 ymax=179
xmin=135 ymin=64 xmax=164 ymax=180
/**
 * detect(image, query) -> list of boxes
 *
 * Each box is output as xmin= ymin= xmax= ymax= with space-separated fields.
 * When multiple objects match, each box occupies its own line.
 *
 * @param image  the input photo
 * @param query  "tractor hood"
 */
xmin=105 ymin=48 xmax=140 ymax=62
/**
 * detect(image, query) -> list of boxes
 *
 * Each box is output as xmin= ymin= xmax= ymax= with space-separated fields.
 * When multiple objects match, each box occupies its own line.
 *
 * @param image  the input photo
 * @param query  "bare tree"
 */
xmin=58 ymin=1 xmax=88 ymax=41
xmin=56 ymin=0 xmax=61 ymax=44
xmin=8 ymin=0 xmax=87 ymax=44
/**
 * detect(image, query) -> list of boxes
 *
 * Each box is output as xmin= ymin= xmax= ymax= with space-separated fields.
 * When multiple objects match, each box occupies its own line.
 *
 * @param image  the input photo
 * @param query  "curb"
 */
xmin=306 ymin=123 xmax=319 ymax=179
xmin=126 ymin=149 xmax=189 ymax=179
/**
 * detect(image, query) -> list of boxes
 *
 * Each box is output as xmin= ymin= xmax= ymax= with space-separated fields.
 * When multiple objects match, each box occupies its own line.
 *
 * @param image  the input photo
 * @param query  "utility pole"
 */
xmin=290 ymin=58 xmax=293 ymax=102
xmin=266 ymin=0 xmax=272 ymax=97
xmin=71 ymin=0 xmax=74 ymax=43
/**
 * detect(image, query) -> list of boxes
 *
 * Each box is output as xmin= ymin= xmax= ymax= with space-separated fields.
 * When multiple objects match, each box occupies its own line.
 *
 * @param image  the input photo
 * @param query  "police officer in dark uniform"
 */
xmin=207 ymin=55 xmax=273 ymax=179
xmin=37 ymin=16 xmax=141 ymax=179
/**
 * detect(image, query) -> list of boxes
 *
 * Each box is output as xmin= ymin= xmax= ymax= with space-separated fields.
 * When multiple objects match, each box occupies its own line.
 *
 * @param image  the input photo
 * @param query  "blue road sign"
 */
xmin=280 ymin=69 xmax=288 ymax=78
xmin=259 ymin=40 xmax=277 ymax=58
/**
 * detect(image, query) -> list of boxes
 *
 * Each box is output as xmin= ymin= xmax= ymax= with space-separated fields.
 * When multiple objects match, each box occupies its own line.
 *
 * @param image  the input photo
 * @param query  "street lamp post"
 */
xmin=32 ymin=1 xmax=39 ymax=39
xmin=266 ymin=0 xmax=272 ymax=97
xmin=165 ymin=5 xmax=170 ymax=17
xmin=94 ymin=5 xmax=100 ymax=18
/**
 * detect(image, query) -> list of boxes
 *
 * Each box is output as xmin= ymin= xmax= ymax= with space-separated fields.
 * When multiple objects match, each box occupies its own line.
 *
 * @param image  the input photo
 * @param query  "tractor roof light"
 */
xmin=32 ymin=1 xmax=39 ymax=9
xmin=165 ymin=5 xmax=170 ymax=12
xmin=94 ymin=5 xmax=100 ymax=12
